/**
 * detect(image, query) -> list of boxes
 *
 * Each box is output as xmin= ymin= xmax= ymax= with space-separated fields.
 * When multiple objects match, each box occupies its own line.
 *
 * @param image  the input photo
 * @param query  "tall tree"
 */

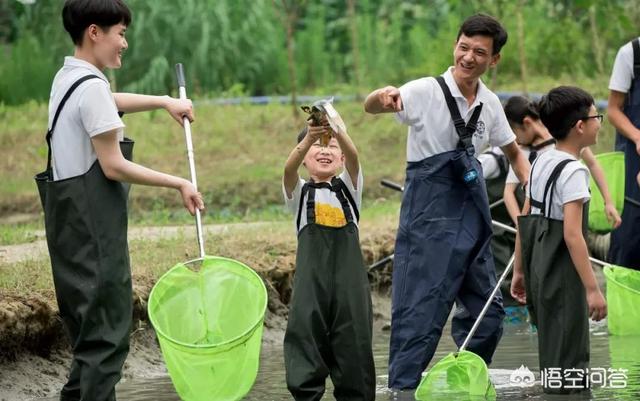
xmin=588 ymin=4 xmax=605 ymax=75
xmin=516 ymin=0 xmax=528 ymax=95
xmin=273 ymin=0 xmax=308 ymax=117
xmin=347 ymin=0 xmax=362 ymax=97
xmin=0 ymin=0 xmax=15 ymax=44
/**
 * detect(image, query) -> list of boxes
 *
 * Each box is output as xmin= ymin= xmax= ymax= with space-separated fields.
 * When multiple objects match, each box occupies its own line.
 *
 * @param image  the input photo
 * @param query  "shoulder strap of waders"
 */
xmin=530 ymin=159 xmax=574 ymax=217
xmin=306 ymin=186 xmax=317 ymax=227
xmin=629 ymin=38 xmax=640 ymax=98
xmin=296 ymin=185 xmax=307 ymax=232
xmin=296 ymin=178 xmax=360 ymax=230
xmin=296 ymin=179 xmax=333 ymax=231
xmin=44 ymin=74 xmax=102 ymax=177
xmin=331 ymin=177 xmax=360 ymax=224
xmin=528 ymin=157 xmax=540 ymax=210
xmin=632 ymin=38 xmax=639 ymax=81
xmin=435 ymin=76 xmax=483 ymax=154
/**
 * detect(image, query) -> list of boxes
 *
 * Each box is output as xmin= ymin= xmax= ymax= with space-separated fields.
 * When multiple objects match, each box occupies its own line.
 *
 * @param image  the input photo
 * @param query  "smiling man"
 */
xmin=364 ymin=14 xmax=530 ymax=394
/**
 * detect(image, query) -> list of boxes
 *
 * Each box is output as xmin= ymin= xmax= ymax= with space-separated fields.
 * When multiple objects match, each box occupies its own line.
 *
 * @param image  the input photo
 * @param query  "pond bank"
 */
xmin=0 ymin=289 xmax=392 ymax=401
xmin=0 ymin=220 xmax=396 ymax=401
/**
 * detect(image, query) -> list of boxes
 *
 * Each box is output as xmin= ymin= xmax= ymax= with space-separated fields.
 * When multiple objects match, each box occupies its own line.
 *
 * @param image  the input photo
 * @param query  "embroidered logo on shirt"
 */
xmin=474 ymin=120 xmax=486 ymax=140
xmin=315 ymin=203 xmax=347 ymax=227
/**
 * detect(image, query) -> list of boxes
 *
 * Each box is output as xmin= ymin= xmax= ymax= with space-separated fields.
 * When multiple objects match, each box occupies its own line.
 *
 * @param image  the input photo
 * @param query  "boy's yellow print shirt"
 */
xmin=314 ymin=203 xmax=347 ymax=227
xmin=283 ymin=168 xmax=363 ymax=233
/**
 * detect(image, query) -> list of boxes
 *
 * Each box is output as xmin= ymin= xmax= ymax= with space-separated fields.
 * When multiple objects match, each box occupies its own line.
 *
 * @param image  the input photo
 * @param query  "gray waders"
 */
xmin=518 ymin=159 xmax=590 ymax=395
xmin=284 ymin=178 xmax=376 ymax=401
xmin=35 ymin=75 xmax=134 ymax=401
xmin=388 ymin=77 xmax=504 ymax=389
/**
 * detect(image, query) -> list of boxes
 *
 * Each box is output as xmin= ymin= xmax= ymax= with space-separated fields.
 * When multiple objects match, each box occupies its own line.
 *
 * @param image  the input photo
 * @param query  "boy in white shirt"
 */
xmin=36 ymin=2 xmax=204 ymax=400
xmin=502 ymin=95 xmax=621 ymax=230
xmin=282 ymin=116 xmax=375 ymax=401
xmin=512 ymin=86 xmax=607 ymax=395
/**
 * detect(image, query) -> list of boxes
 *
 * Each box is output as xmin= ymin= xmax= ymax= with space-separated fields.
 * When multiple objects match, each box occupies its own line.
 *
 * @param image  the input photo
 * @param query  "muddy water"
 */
xmin=36 ymin=316 xmax=640 ymax=401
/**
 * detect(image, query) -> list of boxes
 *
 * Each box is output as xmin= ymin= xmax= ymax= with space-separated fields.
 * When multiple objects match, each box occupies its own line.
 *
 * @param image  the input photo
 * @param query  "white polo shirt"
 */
xmin=505 ymin=142 xmax=556 ymax=184
xmin=609 ymin=38 xmax=639 ymax=93
xmin=505 ymin=143 xmax=589 ymax=185
xmin=395 ymin=67 xmax=516 ymax=162
xmin=48 ymin=57 xmax=124 ymax=180
xmin=283 ymin=168 xmax=363 ymax=234
xmin=527 ymin=149 xmax=590 ymax=220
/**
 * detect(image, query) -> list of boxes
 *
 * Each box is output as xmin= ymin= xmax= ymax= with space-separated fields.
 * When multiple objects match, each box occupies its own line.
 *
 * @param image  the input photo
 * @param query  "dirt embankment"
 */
xmin=0 ymin=228 xmax=396 ymax=400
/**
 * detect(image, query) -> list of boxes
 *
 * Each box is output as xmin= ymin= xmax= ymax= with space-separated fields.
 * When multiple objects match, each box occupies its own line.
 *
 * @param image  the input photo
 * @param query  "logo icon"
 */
xmin=510 ymin=365 xmax=536 ymax=387
xmin=474 ymin=120 xmax=486 ymax=139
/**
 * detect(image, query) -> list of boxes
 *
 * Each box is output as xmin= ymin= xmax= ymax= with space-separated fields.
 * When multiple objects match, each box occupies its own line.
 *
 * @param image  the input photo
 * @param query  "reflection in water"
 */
xmin=37 ymin=319 xmax=639 ymax=400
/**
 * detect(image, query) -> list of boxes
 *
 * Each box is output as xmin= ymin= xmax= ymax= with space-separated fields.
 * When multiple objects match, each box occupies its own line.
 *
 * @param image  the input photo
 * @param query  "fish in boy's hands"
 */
xmin=301 ymin=97 xmax=346 ymax=146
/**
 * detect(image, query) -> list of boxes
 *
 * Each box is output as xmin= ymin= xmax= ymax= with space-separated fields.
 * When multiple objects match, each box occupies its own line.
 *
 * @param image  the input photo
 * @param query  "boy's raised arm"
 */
xmin=113 ymin=93 xmax=194 ymax=125
xmin=563 ymin=200 xmax=607 ymax=321
xmin=283 ymin=124 xmax=327 ymax=196
xmin=330 ymin=115 xmax=360 ymax=187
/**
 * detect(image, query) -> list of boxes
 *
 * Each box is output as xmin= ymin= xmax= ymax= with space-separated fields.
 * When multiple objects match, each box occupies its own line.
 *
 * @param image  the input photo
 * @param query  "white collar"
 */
xmin=63 ymin=56 xmax=110 ymax=83
xmin=442 ymin=66 xmax=488 ymax=109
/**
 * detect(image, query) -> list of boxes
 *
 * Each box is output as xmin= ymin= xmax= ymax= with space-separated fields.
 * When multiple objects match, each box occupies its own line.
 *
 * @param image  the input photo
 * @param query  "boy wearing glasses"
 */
xmin=502 ymin=95 xmax=621 ymax=230
xmin=511 ymin=86 xmax=607 ymax=394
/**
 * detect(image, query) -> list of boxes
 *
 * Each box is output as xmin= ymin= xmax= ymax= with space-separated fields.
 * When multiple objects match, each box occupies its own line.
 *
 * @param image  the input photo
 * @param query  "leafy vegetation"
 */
xmin=0 ymin=95 xmax=617 ymax=223
xmin=1 ymin=0 xmax=638 ymax=104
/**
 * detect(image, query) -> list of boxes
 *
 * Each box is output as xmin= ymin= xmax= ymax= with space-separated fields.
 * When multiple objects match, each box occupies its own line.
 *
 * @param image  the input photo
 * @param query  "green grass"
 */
xmin=0 ymin=206 xmax=400 ymax=296
xmin=0 ymin=100 xmax=408 ymax=216
xmin=0 ymin=199 xmax=400 ymax=247
xmin=0 ymin=258 xmax=54 ymax=294
xmin=0 ymin=75 xmax=618 ymax=224
xmin=0 ymin=221 xmax=43 ymax=246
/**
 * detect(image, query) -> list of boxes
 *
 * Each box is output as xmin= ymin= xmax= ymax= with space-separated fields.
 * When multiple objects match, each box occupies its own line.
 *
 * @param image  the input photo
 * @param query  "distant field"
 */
xmin=0 ymin=100 xmax=407 ymax=217
xmin=0 ymin=80 xmax=617 ymax=224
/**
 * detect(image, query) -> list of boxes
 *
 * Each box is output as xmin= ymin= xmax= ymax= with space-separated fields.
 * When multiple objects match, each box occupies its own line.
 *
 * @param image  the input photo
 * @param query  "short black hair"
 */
xmin=504 ymin=95 xmax=539 ymax=126
xmin=457 ymin=13 xmax=508 ymax=55
xmin=62 ymin=0 xmax=131 ymax=45
xmin=297 ymin=126 xmax=308 ymax=143
xmin=536 ymin=86 xmax=594 ymax=141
